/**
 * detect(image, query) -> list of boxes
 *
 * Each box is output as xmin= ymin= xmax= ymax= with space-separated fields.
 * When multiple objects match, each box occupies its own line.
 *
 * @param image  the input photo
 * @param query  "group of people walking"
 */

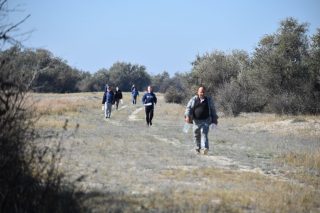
xmin=101 ymin=85 xmax=123 ymax=118
xmin=102 ymin=84 xmax=157 ymax=127
xmin=102 ymin=84 xmax=218 ymax=155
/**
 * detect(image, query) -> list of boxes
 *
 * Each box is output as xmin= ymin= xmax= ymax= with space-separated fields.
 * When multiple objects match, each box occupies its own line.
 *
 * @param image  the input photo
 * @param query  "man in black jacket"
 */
xmin=114 ymin=86 xmax=123 ymax=110
xmin=185 ymin=86 xmax=218 ymax=155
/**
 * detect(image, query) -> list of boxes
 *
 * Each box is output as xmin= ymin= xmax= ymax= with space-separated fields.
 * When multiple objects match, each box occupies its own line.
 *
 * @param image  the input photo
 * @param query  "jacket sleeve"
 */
xmin=102 ymin=93 xmax=106 ymax=104
xmin=208 ymin=97 xmax=218 ymax=124
xmin=142 ymin=94 xmax=146 ymax=104
xmin=184 ymin=97 xmax=195 ymax=117
xmin=154 ymin=94 xmax=157 ymax=104
xmin=112 ymin=92 xmax=115 ymax=104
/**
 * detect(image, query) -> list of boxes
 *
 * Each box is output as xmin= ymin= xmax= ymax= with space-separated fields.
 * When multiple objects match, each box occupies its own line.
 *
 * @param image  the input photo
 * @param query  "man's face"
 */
xmin=197 ymin=87 xmax=205 ymax=99
xmin=148 ymin=86 xmax=152 ymax=93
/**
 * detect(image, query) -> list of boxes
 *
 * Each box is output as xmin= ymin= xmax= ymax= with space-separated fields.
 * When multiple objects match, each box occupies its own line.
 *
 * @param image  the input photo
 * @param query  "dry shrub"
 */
xmin=0 ymin=50 xmax=80 ymax=212
xmin=216 ymin=82 xmax=244 ymax=116
xmin=267 ymin=92 xmax=306 ymax=114
xmin=164 ymin=86 xmax=186 ymax=104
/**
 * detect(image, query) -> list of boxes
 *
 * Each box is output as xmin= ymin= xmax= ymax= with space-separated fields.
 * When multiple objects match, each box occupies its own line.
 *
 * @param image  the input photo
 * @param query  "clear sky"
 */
xmin=9 ymin=0 xmax=320 ymax=75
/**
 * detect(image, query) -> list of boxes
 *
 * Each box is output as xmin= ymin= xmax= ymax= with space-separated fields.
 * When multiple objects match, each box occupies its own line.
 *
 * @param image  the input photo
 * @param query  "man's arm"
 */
xmin=184 ymin=97 xmax=194 ymax=123
xmin=154 ymin=94 xmax=157 ymax=104
xmin=209 ymin=97 xmax=218 ymax=125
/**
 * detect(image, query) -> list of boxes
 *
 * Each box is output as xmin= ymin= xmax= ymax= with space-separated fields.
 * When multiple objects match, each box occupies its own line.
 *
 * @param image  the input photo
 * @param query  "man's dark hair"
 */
xmin=199 ymin=86 xmax=206 ymax=91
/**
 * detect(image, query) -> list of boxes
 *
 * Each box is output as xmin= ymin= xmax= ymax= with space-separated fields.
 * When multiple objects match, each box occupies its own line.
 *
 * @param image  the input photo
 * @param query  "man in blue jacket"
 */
xmin=142 ymin=86 xmax=157 ymax=126
xmin=131 ymin=84 xmax=139 ymax=104
xmin=102 ymin=85 xmax=115 ymax=118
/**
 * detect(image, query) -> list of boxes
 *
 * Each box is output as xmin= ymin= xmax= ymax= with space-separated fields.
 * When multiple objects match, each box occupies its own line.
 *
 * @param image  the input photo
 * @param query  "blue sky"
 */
xmin=9 ymin=0 xmax=320 ymax=75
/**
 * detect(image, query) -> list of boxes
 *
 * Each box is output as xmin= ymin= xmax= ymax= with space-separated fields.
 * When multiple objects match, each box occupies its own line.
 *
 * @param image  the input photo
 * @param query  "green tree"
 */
xmin=308 ymin=28 xmax=320 ymax=113
xmin=151 ymin=71 xmax=170 ymax=92
xmin=251 ymin=17 xmax=313 ymax=114
xmin=108 ymin=62 xmax=151 ymax=91
xmin=190 ymin=50 xmax=248 ymax=95
xmin=76 ymin=70 xmax=107 ymax=92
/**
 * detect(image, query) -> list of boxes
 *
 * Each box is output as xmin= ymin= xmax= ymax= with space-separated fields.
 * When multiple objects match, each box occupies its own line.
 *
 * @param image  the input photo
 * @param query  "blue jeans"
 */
xmin=193 ymin=118 xmax=211 ymax=149
xmin=105 ymin=103 xmax=112 ymax=118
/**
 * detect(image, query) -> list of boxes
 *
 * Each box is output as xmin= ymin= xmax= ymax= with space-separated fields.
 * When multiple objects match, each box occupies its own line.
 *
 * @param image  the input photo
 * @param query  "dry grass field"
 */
xmin=30 ymin=92 xmax=320 ymax=212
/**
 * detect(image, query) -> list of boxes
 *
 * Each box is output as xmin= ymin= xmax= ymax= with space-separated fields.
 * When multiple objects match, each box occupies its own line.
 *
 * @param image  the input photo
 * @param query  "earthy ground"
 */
xmin=33 ymin=92 xmax=320 ymax=212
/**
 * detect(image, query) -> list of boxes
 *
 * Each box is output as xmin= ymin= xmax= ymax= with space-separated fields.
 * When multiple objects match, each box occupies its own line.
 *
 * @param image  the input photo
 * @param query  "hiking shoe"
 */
xmin=195 ymin=148 xmax=200 ymax=154
xmin=150 ymin=121 xmax=152 ymax=126
xmin=203 ymin=148 xmax=209 ymax=155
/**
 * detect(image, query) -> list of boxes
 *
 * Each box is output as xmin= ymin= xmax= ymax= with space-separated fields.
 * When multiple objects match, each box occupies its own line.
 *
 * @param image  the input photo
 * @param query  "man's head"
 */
xmin=197 ymin=86 xmax=205 ymax=99
xmin=148 ymin=86 xmax=153 ymax=93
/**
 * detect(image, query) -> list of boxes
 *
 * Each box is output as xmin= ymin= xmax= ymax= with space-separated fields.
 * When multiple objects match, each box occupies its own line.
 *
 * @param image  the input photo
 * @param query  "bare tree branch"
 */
xmin=0 ymin=0 xmax=31 ymax=48
xmin=0 ymin=14 xmax=30 ymax=40
xmin=0 ymin=0 xmax=7 ymax=11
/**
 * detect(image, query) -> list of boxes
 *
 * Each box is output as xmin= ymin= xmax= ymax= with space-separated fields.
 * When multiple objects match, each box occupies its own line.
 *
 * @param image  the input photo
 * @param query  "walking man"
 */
xmin=142 ymin=86 xmax=157 ymax=126
xmin=185 ymin=86 xmax=218 ymax=155
xmin=102 ymin=85 xmax=115 ymax=118
xmin=131 ymin=84 xmax=139 ymax=104
xmin=114 ymin=86 xmax=123 ymax=110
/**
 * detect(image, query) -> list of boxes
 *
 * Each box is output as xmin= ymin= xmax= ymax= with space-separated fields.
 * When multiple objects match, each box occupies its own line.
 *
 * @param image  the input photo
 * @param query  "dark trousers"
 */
xmin=115 ymin=99 xmax=120 ymax=109
xmin=132 ymin=96 xmax=137 ymax=104
xmin=145 ymin=106 xmax=154 ymax=125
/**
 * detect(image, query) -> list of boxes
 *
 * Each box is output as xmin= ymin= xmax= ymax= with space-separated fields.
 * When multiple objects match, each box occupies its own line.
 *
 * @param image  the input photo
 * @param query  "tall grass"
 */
xmin=277 ymin=149 xmax=320 ymax=188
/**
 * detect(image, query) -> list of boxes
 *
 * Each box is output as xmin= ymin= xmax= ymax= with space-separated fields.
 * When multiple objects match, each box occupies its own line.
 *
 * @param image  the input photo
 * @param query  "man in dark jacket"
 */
xmin=142 ymin=86 xmax=157 ymax=126
xmin=185 ymin=86 xmax=218 ymax=155
xmin=114 ymin=86 xmax=123 ymax=110
xmin=131 ymin=85 xmax=139 ymax=104
xmin=102 ymin=85 xmax=115 ymax=118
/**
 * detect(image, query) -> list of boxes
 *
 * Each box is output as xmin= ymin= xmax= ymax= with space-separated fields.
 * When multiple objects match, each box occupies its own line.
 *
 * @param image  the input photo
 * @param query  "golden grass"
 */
xmin=277 ymin=149 xmax=320 ymax=188
xmin=159 ymin=167 xmax=320 ymax=212
xmin=281 ymin=149 xmax=320 ymax=171
xmin=28 ymin=92 xmax=102 ymax=115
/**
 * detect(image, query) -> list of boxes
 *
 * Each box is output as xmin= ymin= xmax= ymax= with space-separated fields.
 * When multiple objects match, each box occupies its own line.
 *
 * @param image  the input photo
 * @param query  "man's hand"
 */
xmin=212 ymin=118 xmax=218 ymax=125
xmin=185 ymin=116 xmax=190 ymax=123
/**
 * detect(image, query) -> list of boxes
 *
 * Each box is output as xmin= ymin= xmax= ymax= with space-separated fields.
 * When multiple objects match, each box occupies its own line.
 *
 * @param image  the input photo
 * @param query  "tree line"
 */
xmin=1 ymin=17 xmax=319 ymax=115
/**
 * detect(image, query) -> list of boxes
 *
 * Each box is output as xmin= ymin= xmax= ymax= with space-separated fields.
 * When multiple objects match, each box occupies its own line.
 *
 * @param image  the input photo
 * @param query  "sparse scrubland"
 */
xmin=1 ymin=1 xmax=319 ymax=211
xmin=31 ymin=92 xmax=320 ymax=212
